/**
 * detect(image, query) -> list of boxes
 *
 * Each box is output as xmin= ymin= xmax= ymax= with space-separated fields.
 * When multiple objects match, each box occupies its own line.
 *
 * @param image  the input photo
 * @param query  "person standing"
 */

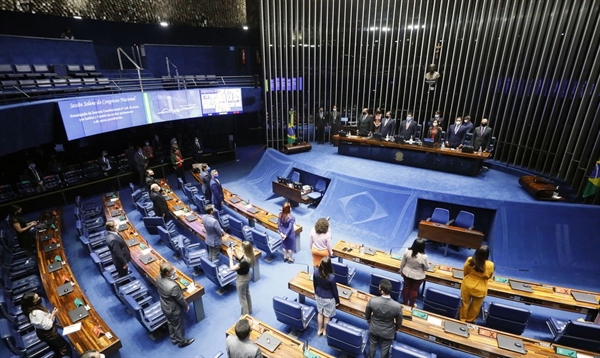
xmin=427 ymin=119 xmax=442 ymax=145
xmin=399 ymin=238 xmax=429 ymax=307
xmin=365 ymin=279 xmax=403 ymax=358
xmin=145 ymin=169 xmax=160 ymax=192
xmin=210 ymin=169 xmax=224 ymax=211
xmin=228 ymin=241 xmax=255 ymax=316
xmin=200 ymin=164 xmax=212 ymax=202
xmin=225 ymin=318 xmax=262 ymax=358
xmin=134 ymin=146 xmax=148 ymax=188
xmin=152 ymin=134 xmax=165 ymax=163
xmin=25 ymin=161 xmax=45 ymax=193
xmin=156 ymin=262 xmax=195 ymax=348
xmin=22 ymin=292 xmax=72 ymax=357
xmin=427 ymin=110 xmax=444 ymax=130
xmin=309 ymin=218 xmax=333 ymax=267
xmin=9 ymin=205 xmax=36 ymax=254
xmin=398 ymin=111 xmax=418 ymax=141
xmin=142 ymin=140 xmax=154 ymax=161
xmin=357 ymin=108 xmax=374 ymax=136
xmin=124 ymin=143 xmax=136 ymax=171
xmin=171 ymin=145 xmax=186 ymax=185
xmin=463 ymin=115 xmax=474 ymax=133
xmin=380 ymin=111 xmax=396 ymax=138
xmin=277 ymin=202 xmax=296 ymax=263
xmin=202 ymin=204 xmax=225 ymax=262
xmin=105 ymin=221 xmax=131 ymax=278
xmin=315 ymin=107 xmax=327 ymax=144
xmin=99 ymin=150 xmax=112 ymax=177
xmin=472 ymin=118 xmax=493 ymax=152
xmin=460 ymin=245 xmax=494 ymax=323
xmin=328 ymin=105 xmax=341 ymax=143
xmin=373 ymin=108 xmax=383 ymax=133
xmin=313 ymin=256 xmax=340 ymax=337
xmin=193 ymin=137 xmax=203 ymax=163
xmin=149 ymin=184 xmax=168 ymax=219
xmin=445 ymin=117 xmax=468 ymax=148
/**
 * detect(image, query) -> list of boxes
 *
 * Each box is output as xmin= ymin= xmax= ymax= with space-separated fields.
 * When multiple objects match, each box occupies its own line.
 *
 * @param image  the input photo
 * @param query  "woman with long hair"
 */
xmin=21 ymin=292 xmax=72 ymax=357
xmin=9 ymin=205 xmax=37 ymax=254
xmin=277 ymin=202 xmax=296 ymax=263
xmin=228 ymin=241 xmax=256 ymax=316
xmin=309 ymin=218 xmax=332 ymax=267
xmin=399 ymin=238 xmax=429 ymax=307
xmin=170 ymin=145 xmax=186 ymax=184
xmin=459 ymin=245 xmax=494 ymax=322
xmin=313 ymin=256 xmax=339 ymax=336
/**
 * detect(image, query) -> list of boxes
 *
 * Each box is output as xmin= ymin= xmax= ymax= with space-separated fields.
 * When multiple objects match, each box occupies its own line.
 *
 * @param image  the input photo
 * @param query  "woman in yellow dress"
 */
xmin=459 ymin=246 xmax=494 ymax=322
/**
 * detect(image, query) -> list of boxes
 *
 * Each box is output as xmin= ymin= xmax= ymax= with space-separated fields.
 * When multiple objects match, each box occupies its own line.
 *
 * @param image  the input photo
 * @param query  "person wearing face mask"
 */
xmin=200 ymin=163 xmax=212 ymax=202
xmin=373 ymin=108 xmax=383 ymax=133
xmin=399 ymin=111 xmax=418 ymax=141
xmin=25 ymin=161 xmax=45 ymax=192
xmin=446 ymin=117 xmax=468 ymax=149
xmin=143 ymin=140 xmax=154 ymax=161
xmin=145 ymin=169 xmax=160 ymax=191
xmin=152 ymin=134 xmax=165 ymax=163
xmin=463 ymin=115 xmax=474 ymax=133
xmin=210 ymin=169 xmax=224 ymax=211
xmin=99 ymin=150 xmax=112 ymax=177
xmin=21 ymin=292 xmax=72 ymax=357
xmin=202 ymin=204 xmax=225 ymax=261
xmin=472 ymin=118 xmax=492 ymax=152
xmin=157 ymin=262 xmax=195 ymax=348
xmin=357 ymin=108 xmax=374 ymax=136
xmin=328 ymin=105 xmax=341 ymax=143
xmin=134 ymin=146 xmax=149 ymax=188
xmin=428 ymin=110 xmax=444 ymax=129
xmin=428 ymin=119 xmax=442 ymax=145
xmin=315 ymin=107 xmax=327 ymax=144
xmin=9 ymin=205 xmax=37 ymax=254
xmin=105 ymin=220 xmax=131 ymax=277
xmin=380 ymin=111 xmax=396 ymax=137
xmin=171 ymin=145 xmax=186 ymax=185
xmin=193 ymin=137 xmax=203 ymax=162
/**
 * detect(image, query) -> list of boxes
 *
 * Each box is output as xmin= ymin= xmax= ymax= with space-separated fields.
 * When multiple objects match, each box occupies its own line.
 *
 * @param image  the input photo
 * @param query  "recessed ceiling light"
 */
xmin=160 ymin=21 xmax=168 ymax=27
xmin=243 ymin=26 xmax=249 ymax=30
xmin=73 ymin=15 xmax=82 ymax=20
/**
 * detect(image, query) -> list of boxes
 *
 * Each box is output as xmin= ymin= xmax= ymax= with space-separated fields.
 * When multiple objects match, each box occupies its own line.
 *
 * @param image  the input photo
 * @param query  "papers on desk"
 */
xmin=187 ymin=284 xmax=197 ymax=293
xmin=173 ymin=210 xmax=185 ymax=217
xmin=110 ymin=198 xmax=118 ymax=202
xmin=426 ymin=315 xmax=443 ymax=327
xmin=140 ymin=248 xmax=152 ymax=256
xmin=62 ymin=322 xmax=82 ymax=335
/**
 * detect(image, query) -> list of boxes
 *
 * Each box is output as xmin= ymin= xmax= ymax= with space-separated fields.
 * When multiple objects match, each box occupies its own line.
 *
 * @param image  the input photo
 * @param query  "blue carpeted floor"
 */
xmin=2 ymin=144 xmax=596 ymax=358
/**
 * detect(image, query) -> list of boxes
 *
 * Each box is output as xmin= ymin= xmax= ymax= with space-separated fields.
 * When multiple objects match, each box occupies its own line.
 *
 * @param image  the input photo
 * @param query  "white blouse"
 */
xmin=29 ymin=309 xmax=54 ymax=330
xmin=400 ymin=249 xmax=430 ymax=280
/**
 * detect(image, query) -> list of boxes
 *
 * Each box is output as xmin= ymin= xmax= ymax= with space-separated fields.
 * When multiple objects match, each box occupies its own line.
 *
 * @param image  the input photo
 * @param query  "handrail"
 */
xmin=117 ymin=47 xmax=143 ymax=92
xmin=165 ymin=57 xmax=182 ymax=90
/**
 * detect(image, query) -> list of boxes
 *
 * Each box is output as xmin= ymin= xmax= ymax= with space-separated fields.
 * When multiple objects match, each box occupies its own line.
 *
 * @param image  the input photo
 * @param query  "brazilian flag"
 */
xmin=287 ymin=109 xmax=296 ymax=144
xmin=582 ymin=157 xmax=600 ymax=198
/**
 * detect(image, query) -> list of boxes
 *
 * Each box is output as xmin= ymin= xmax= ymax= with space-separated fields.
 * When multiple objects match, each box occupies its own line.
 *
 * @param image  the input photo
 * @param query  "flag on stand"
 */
xmin=287 ymin=109 xmax=296 ymax=144
xmin=582 ymin=157 xmax=600 ymax=198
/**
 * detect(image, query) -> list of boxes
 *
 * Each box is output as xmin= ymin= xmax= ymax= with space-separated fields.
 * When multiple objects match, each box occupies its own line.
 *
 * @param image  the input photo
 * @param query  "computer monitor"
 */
xmin=341 ymin=117 xmax=348 ymax=124
xmin=277 ymin=176 xmax=288 ymax=184
xmin=394 ymin=135 xmax=405 ymax=143
xmin=293 ymin=182 xmax=302 ymax=190
xmin=372 ymin=132 xmax=383 ymax=140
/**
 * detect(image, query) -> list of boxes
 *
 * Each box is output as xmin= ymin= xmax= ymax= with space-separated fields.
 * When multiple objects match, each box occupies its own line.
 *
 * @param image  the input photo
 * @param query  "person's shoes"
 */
xmin=171 ymin=341 xmax=178 ymax=345
xmin=288 ymin=258 xmax=295 ymax=263
xmin=283 ymin=257 xmax=289 ymax=263
xmin=178 ymin=339 xmax=195 ymax=348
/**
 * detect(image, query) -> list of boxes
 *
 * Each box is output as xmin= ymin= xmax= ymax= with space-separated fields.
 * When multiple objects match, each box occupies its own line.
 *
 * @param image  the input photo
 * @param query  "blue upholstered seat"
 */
xmin=307 ymin=179 xmax=326 ymax=203
xmin=547 ymin=317 xmax=600 ymax=352
xmin=228 ymin=216 xmax=245 ymax=239
xmin=326 ymin=318 xmax=368 ymax=356
xmin=369 ymin=273 xmax=402 ymax=301
xmin=0 ymin=318 xmax=51 ymax=357
xmin=453 ymin=210 xmax=475 ymax=230
xmin=124 ymin=294 xmax=167 ymax=333
xmin=214 ymin=209 xmax=230 ymax=231
xmin=101 ymin=271 xmax=148 ymax=303
xmin=177 ymin=238 xmax=207 ymax=274
xmin=422 ymin=287 xmax=461 ymax=319
xmin=331 ymin=261 xmax=356 ymax=286
xmin=485 ymin=302 xmax=531 ymax=335
xmin=391 ymin=342 xmax=437 ymax=357
xmin=250 ymin=228 xmax=282 ymax=263
xmin=272 ymin=296 xmax=315 ymax=332
xmin=200 ymin=256 xmax=236 ymax=292
xmin=427 ymin=208 xmax=450 ymax=225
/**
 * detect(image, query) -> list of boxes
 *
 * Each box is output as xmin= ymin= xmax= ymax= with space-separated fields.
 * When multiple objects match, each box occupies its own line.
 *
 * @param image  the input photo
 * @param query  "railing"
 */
xmin=116 ymin=47 xmax=143 ymax=91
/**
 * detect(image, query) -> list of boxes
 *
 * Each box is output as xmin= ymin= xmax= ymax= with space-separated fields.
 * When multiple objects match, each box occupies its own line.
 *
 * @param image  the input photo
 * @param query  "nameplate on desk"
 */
xmin=555 ymin=347 xmax=578 ymax=357
xmin=179 ymin=278 xmax=190 ymax=287
xmin=412 ymin=310 xmax=428 ymax=320
xmin=493 ymin=276 xmax=509 ymax=283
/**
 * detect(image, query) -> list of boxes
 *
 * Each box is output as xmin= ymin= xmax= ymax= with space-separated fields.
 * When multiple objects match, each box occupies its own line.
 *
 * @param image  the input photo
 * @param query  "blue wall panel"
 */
xmin=0 ymin=35 xmax=99 ymax=67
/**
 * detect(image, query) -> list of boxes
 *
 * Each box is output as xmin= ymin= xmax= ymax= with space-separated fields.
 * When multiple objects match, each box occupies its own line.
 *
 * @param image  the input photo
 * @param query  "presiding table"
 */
xmin=36 ymin=209 xmax=122 ymax=356
xmin=335 ymin=134 xmax=491 ymax=176
xmin=332 ymin=240 xmax=600 ymax=316
xmin=101 ymin=193 xmax=206 ymax=322
xmin=272 ymin=181 xmax=313 ymax=206
xmin=417 ymin=220 xmax=485 ymax=255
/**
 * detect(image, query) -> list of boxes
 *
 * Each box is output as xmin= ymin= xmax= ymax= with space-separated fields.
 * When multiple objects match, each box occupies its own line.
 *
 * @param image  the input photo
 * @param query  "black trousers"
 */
xmin=37 ymin=326 xmax=72 ymax=357
xmin=175 ymin=166 xmax=187 ymax=184
xmin=316 ymin=127 xmax=325 ymax=143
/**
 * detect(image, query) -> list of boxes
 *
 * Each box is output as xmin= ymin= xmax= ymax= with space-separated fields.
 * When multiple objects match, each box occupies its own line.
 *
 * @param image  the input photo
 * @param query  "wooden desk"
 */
xmin=157 ymin=181 xmax=263 ymax=282
xmin=272 ymin=181 xmax=312 ymax=205
xmin=417 ymin=220 xmax=484 ymax=253
xmin=101 ymin=194 xmax=206 ymax=322
xmin=36 ymin=209 xmax=122 ymax=356
xmin=288 ymin=271 xmax=596 ymax=358
xmin=191 ymin=171 xmax=303 ymax=252
xmin=332 ymin=240 xmax=600 ymax=316
xmin=225 ymin=315 xmax=333 ymax=358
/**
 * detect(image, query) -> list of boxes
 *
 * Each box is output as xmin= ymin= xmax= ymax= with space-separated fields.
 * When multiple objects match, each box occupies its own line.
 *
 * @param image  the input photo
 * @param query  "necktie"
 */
xmin=455 ymin=125 xmax=460 ymax=134
xmin=32 ymin=168 xmax=40 ymax=181
xmin=481 ymin=127 xmax=484 ymax=136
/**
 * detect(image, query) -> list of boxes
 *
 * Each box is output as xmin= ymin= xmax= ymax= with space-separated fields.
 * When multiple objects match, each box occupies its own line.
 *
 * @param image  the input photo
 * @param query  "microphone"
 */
xmin=389 ymin=246 xmax=406 ymax=260
xmin=290 ymin=262 xmax=311 ymax=279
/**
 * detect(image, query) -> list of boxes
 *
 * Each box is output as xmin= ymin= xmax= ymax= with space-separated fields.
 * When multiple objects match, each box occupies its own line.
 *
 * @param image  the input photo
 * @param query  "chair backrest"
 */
xmin=228 ymin=216 xmax=243 ymax=238
xmin=423 ymin=287 xmax=461 ymax=319
xmin=314 ymin=179 xmax=326 ymax=192
xmin=454 ymin=211 xmax=475 ymax=229
xmin=430 ymin=208 xmax=450 ymax=225
xmin=326 ymin=319 xmax=367 ymax=356
xmin=272 ymin=296 xmax=303 ymax=321
xmin=391 ymin=342 xmax=437 ymax=358
xmin=199 ymin=256 xmax=221 ymax=286
xmin=486 ymin=302 xmax=531 ymax=335
xmin=291 ymin=171 xmax=300 ymax=183
xmin=369 ymin=273 xmax=402 ymax=301
xmin=193 ymin=194 xmax=207 ymax=214
xmin=331 ymin=261 xmax=352 ymax=285
xmin=214 ymin=210 xmax=229 ymax=230
xmin=555 ymin=319 xmax=600 ymax=351
xmin=250 ymin=228 xmax=268 ymax=245
xmin=123 ymin=294 xmax=143 ymax=322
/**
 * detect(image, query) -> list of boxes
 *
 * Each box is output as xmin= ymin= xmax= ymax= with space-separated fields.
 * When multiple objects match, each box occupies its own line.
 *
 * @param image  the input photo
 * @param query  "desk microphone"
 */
xmin=389 ymin=246 xmax=407 ymax=260
xmin=290 ymin=262 xmax=311 ymax=276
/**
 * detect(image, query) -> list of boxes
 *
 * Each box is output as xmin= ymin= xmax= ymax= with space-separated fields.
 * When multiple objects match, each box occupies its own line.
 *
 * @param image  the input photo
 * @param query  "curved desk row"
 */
xmin=101 ymin=193 xmax=206 ymax=322
xmin=36 ymin=209 xmax=122 ymax=355
xmin=332 ymin=240 xmax=600 ymax=316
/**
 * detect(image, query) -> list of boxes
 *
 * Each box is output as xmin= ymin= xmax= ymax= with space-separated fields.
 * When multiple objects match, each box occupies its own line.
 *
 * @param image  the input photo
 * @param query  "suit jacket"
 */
xmin=357 ymin=114 xmax=374 ymax=136
xmin=200 ymin=171 xmax=212 ymax=198
xmin=25 ymin=167 xmax=42 ymax=184
xmin=133 ymin=151 xmax=148 ymax=171
xmin=315 ymin=111 xmax=327 ymax=129
xmin=427 ymin=127 xmax=442 ymax=144
xmin=226 ymin=335 xmax=262 ymax=358
xmin=446 ymin=123 xmax=469 ymax=148
xmin=156 ymin=274 xmax=188 ymax=317
xmin=472 ymin=126 xmax=492 ymax=151
xmin=201 ymin=214 xmax=224 ymax=247
xmin=210 ymin=178 xmax=224 ymax=207
xmin=106 ymin=231 xmax=131 ymax=268
xmin=398 ymin=120 xmax=418 ymax=139
xmin=145 ymin=175 xmax=159 ymax=191
xmin=365 ymin=295 xmax=403 ymax=339
xmin=463 ymin=121 xmax=474 ymax=133
xmin=328 ymin=111 xmax=341 ymax=126
xmin=380 ymin=117 xmax=396 ymax=137
xmin=150 ymin=191 xmax=168 ymax=217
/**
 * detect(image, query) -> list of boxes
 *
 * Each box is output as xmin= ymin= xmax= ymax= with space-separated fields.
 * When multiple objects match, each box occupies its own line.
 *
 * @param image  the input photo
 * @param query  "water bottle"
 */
xmin=478 ymin=147 xmax=482 ymax=156
xmin=360 ymin=244 xmax=365 ymax=255
xmin=441 ymin=141 xmax=445 ymax=150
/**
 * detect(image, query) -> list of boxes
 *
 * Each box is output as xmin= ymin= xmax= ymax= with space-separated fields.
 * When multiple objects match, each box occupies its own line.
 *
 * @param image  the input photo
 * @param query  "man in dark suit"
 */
xmin=200 ymin=164 xmax=212 ymax=202
xmin=328 ymin=105 xmax=341 ymax=143
xmin=380 ymin=111 xmax=396 ymax=138
xmin=445 ymin=117 xmax=469 ymax=148
xmin=315 ymin=107 xmax=327 ymax=144
xmin=133 ymin=146 xmax=148 ymax=188
xmin=398 ymin=111 xmax=418 ymax=141
xmin=192 ymin=137 xmax=203 ymax=163
xmin=145 ymin=169 xmax=159 ymax=191
xmin=357 ymin=108 xmax=374 ymax=136
xmin=105 ymin=221 xmax=131 ymax=277
xmin=472 ymin=118 xmax=492 ymax=151
xmin=150 ymin=184 xmax=168 ymax=218
xmin=226 ymin=318 xmax=262 ymax=358
xmin=210 ymin=169 xmax=224 ymax=211
xmin=157 ymin=262 xmax=195 ymax=348
xmin=365 ymin=279 xmax=403 ymax=358
xmin=463 ymin=115 xmax=474 ymax=133
xmin=201 ymin=204 xmax=225 ymax=262
xmin=25 ymin=161 xmax=45 ymax=193
xmin=427 ymin=110 xmax=444 ymax=130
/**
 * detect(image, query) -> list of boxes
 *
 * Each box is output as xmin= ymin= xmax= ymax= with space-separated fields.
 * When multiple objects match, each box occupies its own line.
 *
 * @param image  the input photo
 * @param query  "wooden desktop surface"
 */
xmin=288 ymin=271 xmax=596 ymax=358
xmin=332 ymin=240 xmax=600 ymax=315
xmin=226 ymin=315 xmax=334 ymax=358
xmin=101 ymin=194 xmax=205 ymax=308
xmin=272 ymin=181 xmax=313 ymax=204
xmin=418 ymin=220 xmax=485 ymax=249
xmin=191 ymin=170 xmax=303 ymax=236
xmin=36 ymin=209 xmax=122 ymax=356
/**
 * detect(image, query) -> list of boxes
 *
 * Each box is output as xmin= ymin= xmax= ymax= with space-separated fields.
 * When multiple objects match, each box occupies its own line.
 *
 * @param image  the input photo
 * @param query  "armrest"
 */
xmin=426 ymin=217 xmax=431 ymax=222
xmin=468 ymin=225 xmax=474 ymax=230
xmin=188 ymin=243 xmax=201 ymax=250
xmin=446 ymin=219 xmax=454 ymax=225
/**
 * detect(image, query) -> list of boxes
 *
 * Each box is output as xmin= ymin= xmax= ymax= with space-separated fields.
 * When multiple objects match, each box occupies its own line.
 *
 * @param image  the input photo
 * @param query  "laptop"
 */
xmin=444 ymin=320 xmax=469 ymax=337
xmin=139 ymin=254 xmax=155 ymax=265
xmin=41 ymin=234 xmax=52 ymax=242
xmin=47 ymin=263 xmax=62 ymax=273
xmin=106 ymin=201 xmax=116 ymax=207
xmin=426 ymin=263 xmax=435 ymax=272
xmin=247 ymin=208 xmax=259 ymax=214
xmin=571 ymin=291 xmax=599 ymax=304
xmin=510 ymin=281 xmax=533 ymax=293
xmin=44 ymin=217 xmax=55 ymax=225
xmin=268 ymin=217 xmax=278 ymax=224
xmin=496 ymin=334 xmax=527 ymax=354
xmin=185 ymin=214 xmax=197 ymax=222
xmin=173 ymin=205 xmax=184 ymax=211
xmin=105 ymin=192 xmax=115 ymax=198
xmin=337 ymin=286 xmax=353 ymax=300
xmin=453 ymin=270 xmax=464 ymax=279
xmin=163 ymin=195 xmax=173 ymax=201
xmin=363 ymin=246 xmax=377 ymax=256
xmin=68 ymin=306 xmax=89 ymax=323
xmin=110 ymin=209 xmax=121 ymax=217
xmin=44 ymin=243 xmax=59 ymax=252
xmin=255 ymin=332 xmax=282 ymax=352
xmin=57 ymin=283 xmax=74 ymax=297
xmin=230 ymin=197 xmax=241 ymax=204
xmin=126 ymin=239 xmax=140 ymax=247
